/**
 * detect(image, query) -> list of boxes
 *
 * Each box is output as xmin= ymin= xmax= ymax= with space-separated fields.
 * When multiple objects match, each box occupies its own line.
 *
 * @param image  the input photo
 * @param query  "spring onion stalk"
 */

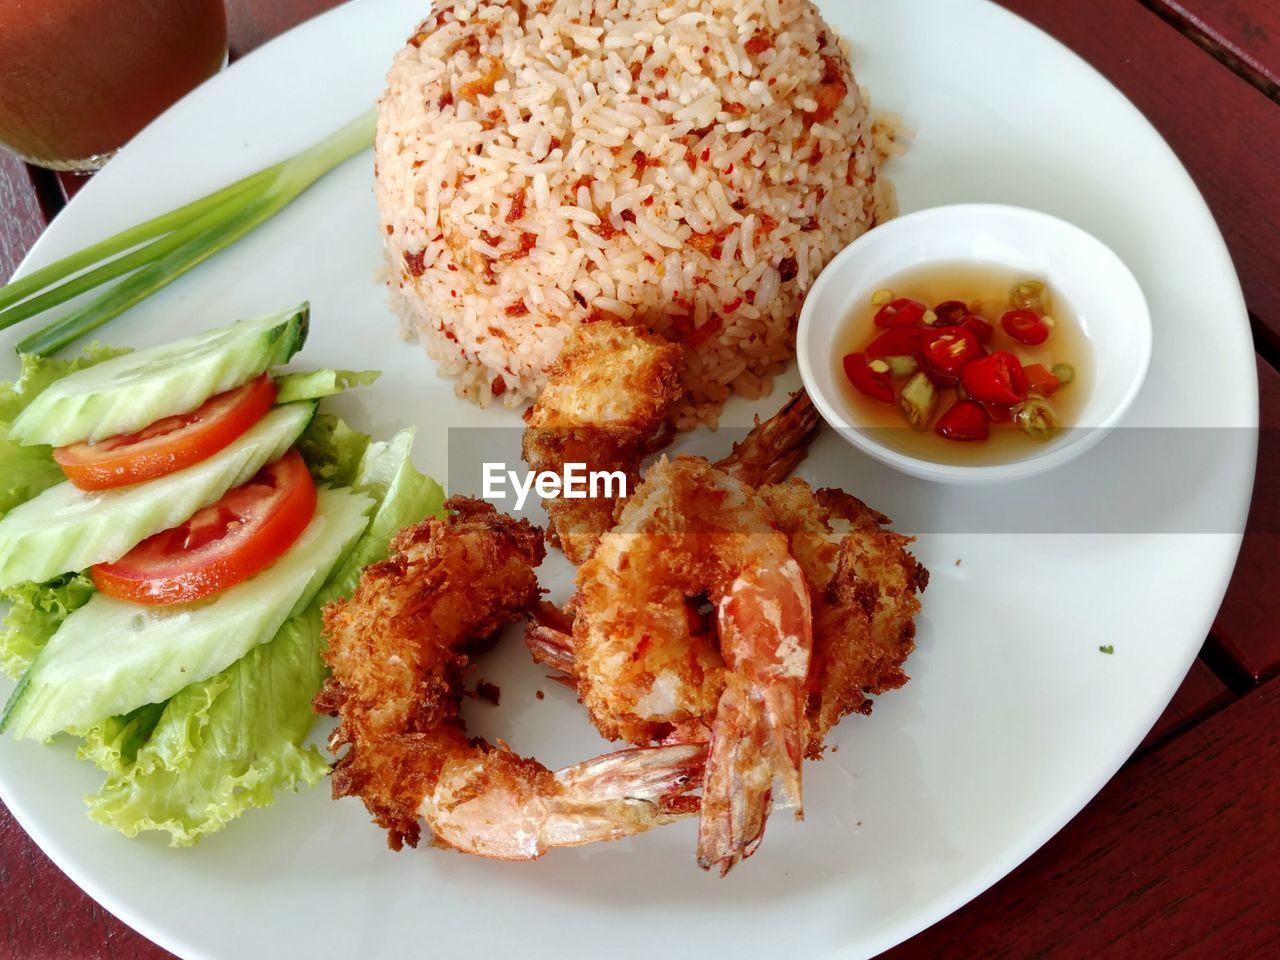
xmin=0 ymin=172 xmax=267 ymax=316
xmin=3 ymin=110 xmax=375 ymax=357
xmin=0 ymin=200 xmax=243 ymax=329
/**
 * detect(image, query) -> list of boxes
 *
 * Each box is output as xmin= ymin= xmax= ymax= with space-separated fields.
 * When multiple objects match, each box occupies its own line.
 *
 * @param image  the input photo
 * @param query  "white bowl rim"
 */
xmin=796 ymin=202 xmax=1154 ymax=483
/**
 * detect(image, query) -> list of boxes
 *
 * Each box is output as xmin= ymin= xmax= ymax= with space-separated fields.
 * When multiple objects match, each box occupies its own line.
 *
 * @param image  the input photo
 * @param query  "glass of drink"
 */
xmin=0 ymin=0 xmax=228 ymax=171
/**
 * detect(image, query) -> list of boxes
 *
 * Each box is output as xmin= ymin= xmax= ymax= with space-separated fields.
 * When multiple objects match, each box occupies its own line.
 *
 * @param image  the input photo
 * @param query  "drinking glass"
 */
xmin=0 ymin=0 xmax=228 ymax=171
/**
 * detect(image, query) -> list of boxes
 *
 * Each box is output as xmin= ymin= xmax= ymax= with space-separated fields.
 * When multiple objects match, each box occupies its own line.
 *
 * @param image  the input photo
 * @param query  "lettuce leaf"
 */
xmin=0 ymin=345 xmax=132 ymax=422
xmin=0 ymin=423 xmax=63 ymax=522
xmin=78 ymin=702 xmax=166 ymax=776
xmin=0 ymin=345 xmax=130 ymax=518
xmin=334 ymin=429 xmax=443 ymax=591
xmin=295 ymin=413 xmax=370 ymax=489
xmin=84 ymin=427 xmax=444 ymax=845
xmin=84 ymin=613 xmax=330 ymax=842
xmin=274 ymin=369 xmax=380 ymax=404
xmin=0 ymin=573 xmax=95 ymax=679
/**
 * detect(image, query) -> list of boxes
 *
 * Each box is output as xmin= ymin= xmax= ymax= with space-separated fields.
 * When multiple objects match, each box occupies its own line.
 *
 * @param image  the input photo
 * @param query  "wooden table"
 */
xmin=2 ymin=1 xmax=1277 ymax=956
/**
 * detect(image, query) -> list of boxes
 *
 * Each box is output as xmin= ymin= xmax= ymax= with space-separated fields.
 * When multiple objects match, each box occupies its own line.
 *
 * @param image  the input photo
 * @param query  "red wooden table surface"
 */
xmin=2 ymin=1 xmax=1278 ymax=957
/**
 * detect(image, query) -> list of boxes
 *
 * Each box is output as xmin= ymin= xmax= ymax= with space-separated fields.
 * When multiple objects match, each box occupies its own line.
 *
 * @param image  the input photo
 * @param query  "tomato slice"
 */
xmin=842 ymin=352 xmax=894 ymax=404
xmin=921 ymin=328 xmax=982 ymax=381
xmin=91 ymin=449 xmax=316 ymax=605
xmin=961 ymin=351 xmax=1030 ymax=406
xmin=866 ymin=326 xmax=926 ymax=358
xmin=935 ymin=400 xmax=990 ymax=442
xmin=873 ymin=298 xmax=927 ymax=328
xmin=54 ymin=375 xmax=277 ymax=491
xmin=1001 ymin=308 xmax=1050 ymax=345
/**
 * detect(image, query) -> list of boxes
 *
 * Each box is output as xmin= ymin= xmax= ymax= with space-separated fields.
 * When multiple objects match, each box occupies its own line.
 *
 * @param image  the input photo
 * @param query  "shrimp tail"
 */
xmin=697 ymin=678 xmax=776 ymax=874
xmin=555 ymin=742 xmax=707 ymax=813
xmin=715 ymin=390 xmax=821 ymax=488
xmin=760 ymin=681 xmax=806 ymax=812
xmin=698 ymin=560 xmax=813 ymax=874
xmin=424 ymin=742 xmax=706 ymax=861
xmin=540 ymin=743 xmax=707 ymax=852
xmin=525 ymin=601 xmax=579 ymax=680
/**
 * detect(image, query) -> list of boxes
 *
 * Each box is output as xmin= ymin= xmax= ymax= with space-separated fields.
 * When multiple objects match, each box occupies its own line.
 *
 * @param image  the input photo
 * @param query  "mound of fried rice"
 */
xmin=376 ymin=0 xmax=896 ymax=426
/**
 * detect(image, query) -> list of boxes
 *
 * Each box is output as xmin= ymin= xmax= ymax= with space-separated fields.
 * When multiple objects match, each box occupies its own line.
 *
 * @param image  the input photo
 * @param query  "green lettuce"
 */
xmin=295 ymin=413 xmax=370 ymax=488
xmin=0 ymin=345 xmax=446 ymax=844
xmin=78 ymin=702 xmax=166 ymax=776
xmin=0 ymin=573 xmax=95 ymax=678
xmin=84 ymin=612 xmax=331 ymax=842
xmin=0 ymin=345 xmax=130 ymax=518
xmin=337 ymin=429 xmax=443 ymax=584
xmin=274 ymin=369 xmax=380 ymax=404
xmin=84 ymin=428 xmax=444 ymax=844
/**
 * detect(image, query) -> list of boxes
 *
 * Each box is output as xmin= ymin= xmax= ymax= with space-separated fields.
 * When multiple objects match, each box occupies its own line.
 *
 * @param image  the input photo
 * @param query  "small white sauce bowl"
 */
xmin=796 ymin=204 xmax=1153 ymax=483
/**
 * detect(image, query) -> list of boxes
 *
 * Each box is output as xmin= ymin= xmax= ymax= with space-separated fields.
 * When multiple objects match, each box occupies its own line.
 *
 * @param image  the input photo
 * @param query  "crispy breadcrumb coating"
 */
xmin=317 ymin=497 xmax=545 ymax=848
xmin=522 ymin=321 xmax=683 ymax=564
xmin=758 ymin=481 xmax=928 ymax=757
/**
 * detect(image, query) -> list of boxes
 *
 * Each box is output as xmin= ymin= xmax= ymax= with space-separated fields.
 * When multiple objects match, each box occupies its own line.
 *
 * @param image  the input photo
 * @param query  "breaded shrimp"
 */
xmin=756 ymin=482 xmax=928 ymax=755
xmin=316 ymin=497 xmax=704 ymax=856
xmin=570 ymin=457 xmax=813 ymax=874
xmin=522 ymin=321 xmax=683 ymax=564
xmin=525 ymin=391 xmax=928 ymax=872
xmin=527 ymin=482 xmax=928 ymax=760
xmin=524 ymin=390 xmax=821 ymax=690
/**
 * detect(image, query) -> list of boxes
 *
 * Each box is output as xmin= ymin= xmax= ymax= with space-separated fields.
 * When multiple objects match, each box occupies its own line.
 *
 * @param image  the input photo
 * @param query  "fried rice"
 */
xmin=376 ymin=0 xmax=895 ymax=426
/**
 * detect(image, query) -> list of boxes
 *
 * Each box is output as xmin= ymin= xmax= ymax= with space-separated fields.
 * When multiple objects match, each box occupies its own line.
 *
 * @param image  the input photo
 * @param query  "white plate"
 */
xmin=0 ymin=1 xmax=1257 ymax=958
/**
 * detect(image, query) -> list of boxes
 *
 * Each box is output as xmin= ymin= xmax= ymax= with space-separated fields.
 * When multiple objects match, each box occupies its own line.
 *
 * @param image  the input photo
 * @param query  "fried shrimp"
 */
xmin=524 ymin=391 xmax=928 ymax=872
xmin=524 ymin=391 xmax=821 ymax=702
xmin=316 ymin=496 xmax=704 ymax=857
xmin=527 ymin=483 xmax=927 ymax=759
xmin=570 ymin=457 xmax=813 ymax=874
xmin=522 ymin=321 xmax=684 ymax=564
xmin=756 ymin=482 xmax=928 ymax=755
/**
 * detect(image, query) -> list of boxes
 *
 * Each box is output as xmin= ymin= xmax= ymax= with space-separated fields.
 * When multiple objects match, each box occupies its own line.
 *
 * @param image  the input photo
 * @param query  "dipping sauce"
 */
xmin=835 ymin=263 xmax=1092 ymax=465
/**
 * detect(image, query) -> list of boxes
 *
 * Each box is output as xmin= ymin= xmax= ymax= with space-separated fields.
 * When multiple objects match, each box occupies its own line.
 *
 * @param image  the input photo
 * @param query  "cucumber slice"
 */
xmin=2 ymin=486 xmax=373 ymax=742
xmin=10 ymin=304 xmax=309 ymax=446
xmin=0 ymin=402 xmax=316 ymax=589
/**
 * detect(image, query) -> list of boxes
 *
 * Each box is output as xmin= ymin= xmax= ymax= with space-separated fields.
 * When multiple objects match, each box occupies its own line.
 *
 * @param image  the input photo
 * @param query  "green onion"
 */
xmin=898 ymin=371 xmax=937 ymax=429
xmin=883 ymin=354 xmax=919 ymax=378
xmin=1013 ymin=395 xmax=1059 ymax=441
xmin=2 ymin=110 xmax=375 ymax=356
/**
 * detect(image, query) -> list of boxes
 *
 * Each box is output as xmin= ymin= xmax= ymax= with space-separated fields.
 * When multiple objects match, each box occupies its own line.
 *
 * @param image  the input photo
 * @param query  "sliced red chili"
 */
xmin=933 ymin=300 xmax=969 ymax=326
xmin=842 ymin=352 xmax=894 ymax=404
xmin=935 ymin=400 xmax=989 ymax=442
xmin=959 ymin=314 xmax=994 ymax=344
xmin=1001 ymin=308 xmax=1050 ymax=345
xmin=874 ymin=298 xmax=927 ymax=328
xmin=931 ymin=305 xmax=994 ymax=345
xmin=921 ymin=328 xmax=981 ymax=380
xmin=866 ymin=327 xmax=925 ymax=358
xmin=977 ymin=399 xmax=1012 ymax=423
xmin=962 ymin=351 xmax=1029 ymax=406
xmin=1022 ymin=363 xmax=1061 ymax=396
